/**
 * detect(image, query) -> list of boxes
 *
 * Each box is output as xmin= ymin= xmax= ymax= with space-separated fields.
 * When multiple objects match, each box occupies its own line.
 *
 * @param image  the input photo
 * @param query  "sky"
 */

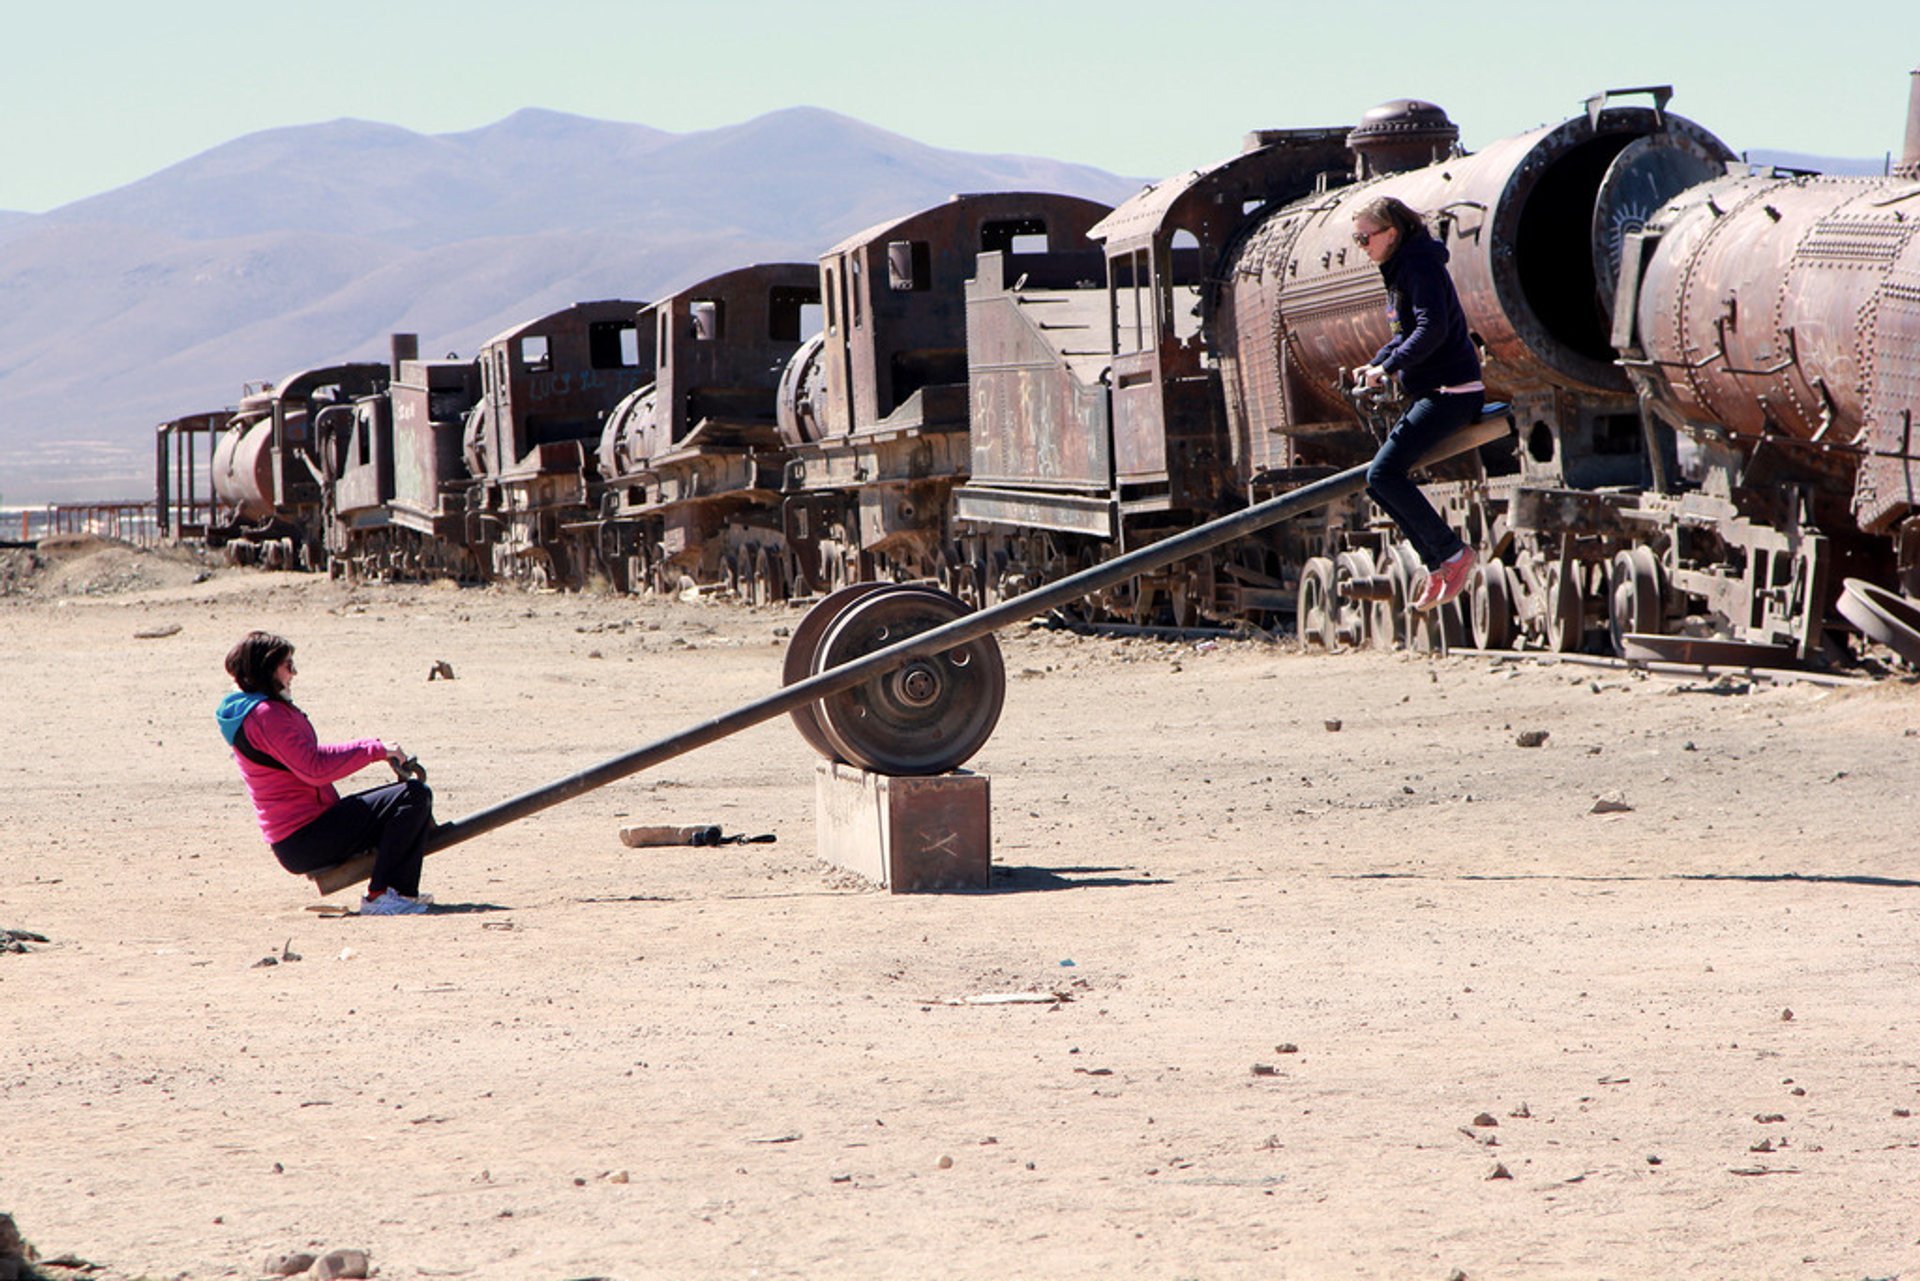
xmin=1 ymin=0 xmax=1915 ymax=212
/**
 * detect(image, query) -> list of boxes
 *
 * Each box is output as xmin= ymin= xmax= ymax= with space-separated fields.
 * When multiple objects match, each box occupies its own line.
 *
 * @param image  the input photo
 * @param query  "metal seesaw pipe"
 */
xmin=313 ymin=416 xmax=1505 ymax=893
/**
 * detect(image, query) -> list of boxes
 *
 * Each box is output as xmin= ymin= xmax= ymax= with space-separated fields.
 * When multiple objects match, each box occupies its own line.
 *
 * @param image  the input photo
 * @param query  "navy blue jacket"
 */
xmin=1371 ymin=232 xmax=1481 ymax=395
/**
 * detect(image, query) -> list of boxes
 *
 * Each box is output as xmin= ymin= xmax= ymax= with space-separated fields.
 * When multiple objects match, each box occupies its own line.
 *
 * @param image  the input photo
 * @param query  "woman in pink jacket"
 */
xmin=217 ymin=631 xmax=436 ymax=916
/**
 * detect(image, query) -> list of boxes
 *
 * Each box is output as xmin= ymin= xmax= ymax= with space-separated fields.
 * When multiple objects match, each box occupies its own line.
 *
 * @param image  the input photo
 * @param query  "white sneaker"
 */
xmin=360 ymin=889 xmax=430 ymax=916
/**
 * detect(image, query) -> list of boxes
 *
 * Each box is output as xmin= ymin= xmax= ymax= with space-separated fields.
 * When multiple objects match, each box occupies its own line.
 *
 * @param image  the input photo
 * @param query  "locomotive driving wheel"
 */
xmin=783 ymin=584 xmax=1007 ymax=775
xmin=1607 ymin=546 xmax=1662 ymax=656
xmin=1545 ymin=556 xmax=1585 ymax=653
xmin=1297 ymin=557 xmax=1338 ymax=649
xmin=1468 ymin=558 xmax=1514 ymax=651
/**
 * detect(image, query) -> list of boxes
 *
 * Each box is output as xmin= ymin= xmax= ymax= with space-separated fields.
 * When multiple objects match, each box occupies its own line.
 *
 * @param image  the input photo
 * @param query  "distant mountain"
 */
xmin=0 ymin=107 xmax=1143 ymax=503
xmin=1744 ymin=149 xmax=1891 ymax=177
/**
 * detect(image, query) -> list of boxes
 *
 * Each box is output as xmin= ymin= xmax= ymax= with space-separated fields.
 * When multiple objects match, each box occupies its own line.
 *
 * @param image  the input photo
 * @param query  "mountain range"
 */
xmin=0 ymin=109 xmax=1889 ymax=506
xmin=0 ymin=107 xmax=1143 ymax=504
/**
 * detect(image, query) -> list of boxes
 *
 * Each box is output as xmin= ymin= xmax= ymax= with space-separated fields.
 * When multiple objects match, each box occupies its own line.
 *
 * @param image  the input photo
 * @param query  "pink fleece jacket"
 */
xmin=235 ymin=700 xmax=388 ymax=844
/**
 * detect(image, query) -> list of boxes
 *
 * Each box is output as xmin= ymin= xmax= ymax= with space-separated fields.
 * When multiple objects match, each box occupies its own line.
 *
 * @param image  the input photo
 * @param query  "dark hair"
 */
xmin=1353 ymin=195 xmax=1430 ymax=246
xmin=225 ymin=631 xmax=294 ymax=700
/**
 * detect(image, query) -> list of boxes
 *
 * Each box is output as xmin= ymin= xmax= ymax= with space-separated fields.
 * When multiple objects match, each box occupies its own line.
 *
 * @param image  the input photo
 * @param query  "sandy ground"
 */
xmin=2 ymin=538 xmax=1918 ymax=1281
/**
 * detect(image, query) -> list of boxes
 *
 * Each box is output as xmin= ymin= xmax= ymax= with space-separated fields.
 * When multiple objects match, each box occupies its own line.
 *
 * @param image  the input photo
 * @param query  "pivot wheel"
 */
xmin=782 ymin=583 xmax=891 ymax=760
xmin=786 ymin=584 xmax=1006 ymax=775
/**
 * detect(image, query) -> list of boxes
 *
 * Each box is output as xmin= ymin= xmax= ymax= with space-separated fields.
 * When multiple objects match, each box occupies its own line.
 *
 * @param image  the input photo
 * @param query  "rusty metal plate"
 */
xmin=1618 ymin=633 xmax=1801 ymax=669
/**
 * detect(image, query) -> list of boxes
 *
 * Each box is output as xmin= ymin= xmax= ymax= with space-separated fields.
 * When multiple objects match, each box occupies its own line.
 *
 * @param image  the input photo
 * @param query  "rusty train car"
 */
xmin=157 ymin=73 xmax=1920 ymax=668
xmin=205 ymin=361 xmax=390 ymax=568
xmin=593 ymin=263 xmax=821 ymax=599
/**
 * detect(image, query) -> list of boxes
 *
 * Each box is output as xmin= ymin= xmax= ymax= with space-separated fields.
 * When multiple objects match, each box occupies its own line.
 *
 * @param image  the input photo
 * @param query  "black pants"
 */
xmin=272 ymin=779 xmax=434 ymax=897
xmin=1365 ymin=389 xmax=1482 ymax=569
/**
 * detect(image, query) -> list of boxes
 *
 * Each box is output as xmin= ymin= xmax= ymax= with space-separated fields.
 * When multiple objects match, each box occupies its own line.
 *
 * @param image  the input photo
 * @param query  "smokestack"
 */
xmin=1894 ymin=66 xmax=1920 ymax=179
xmin=390 ymin=332 xmax=419 ymax=381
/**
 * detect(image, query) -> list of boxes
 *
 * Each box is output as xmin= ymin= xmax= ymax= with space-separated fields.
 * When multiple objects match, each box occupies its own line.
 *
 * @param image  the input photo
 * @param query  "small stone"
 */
xmin=1750 ymin=1138 xmax=1774 ymax=1153
xmin=608 ymin=1170 xmax=630 ymax=1183
xmin=937 ymin=1155 xmax=953 ymax=1169
xmin=1324 ymin=719 xmax=1342 ymax=732
xmin=1515 ymin=729 xmax=1549 ymax=748
xmin=830 ymin=1173 xmax=853 ymax=1184
xmin=314 ymin=1248 xmax=371 ymax=1280
xmin=1589 ymin=797 xmax=1634 ymax=815
xmin=1754 ymin=1113 xmax=1786 ymax=1124
xmin=1486 ymin=1163 xmax=1512 ymax=1180
xmin=264 ymin=1252 xmax=317 ymax=1277
xmin=1895 ymin=1108 xmax=1912 ymax=1118
xmin=1646 ymin=1154 xmax=1662 ymax=1165
xmin=1509 ymin=1103 xmax=1532 ymax=1119
xmin=428 ymin=660 xmax=456 ymax=681
xmin=1790 ymin=1087 xmax=1806 ymax=1097
xmin=252 ymin=955 xmax=279 ymax=968
xmin=1251 ymin=1063 xmax=1279 ymax=1076
xmin=1780 ymin=1008 xmax=1794 ymax=1021
xmin=1274 ymin=1043 xmax=1299 ymax=1054
xmin=1472 ymin=1113 xmax=1499 ymax=1128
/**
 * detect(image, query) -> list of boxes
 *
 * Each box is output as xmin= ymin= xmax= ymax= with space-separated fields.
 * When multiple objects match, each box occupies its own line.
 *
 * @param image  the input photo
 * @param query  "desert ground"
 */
xmin=1 ymin=536 xmax=1917 ymax=1281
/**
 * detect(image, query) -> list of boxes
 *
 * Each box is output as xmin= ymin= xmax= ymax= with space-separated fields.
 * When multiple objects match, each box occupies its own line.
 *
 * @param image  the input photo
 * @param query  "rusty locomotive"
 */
xmin=158 ymin=75 xmax=1920 ymax=668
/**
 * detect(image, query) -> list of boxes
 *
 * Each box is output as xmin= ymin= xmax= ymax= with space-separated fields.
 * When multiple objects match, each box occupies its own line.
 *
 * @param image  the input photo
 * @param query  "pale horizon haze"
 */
xmin=5 ymin=0 xmax=1917 ymax=213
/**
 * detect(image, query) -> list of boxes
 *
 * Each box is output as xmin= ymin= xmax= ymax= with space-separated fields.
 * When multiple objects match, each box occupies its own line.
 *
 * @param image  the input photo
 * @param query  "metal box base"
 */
xmin=814 ymin=762 xmax=990 ymax=892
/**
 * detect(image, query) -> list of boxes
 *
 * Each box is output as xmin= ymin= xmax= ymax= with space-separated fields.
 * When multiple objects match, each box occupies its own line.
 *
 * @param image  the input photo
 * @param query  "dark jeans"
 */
xmin=1366 ymin=390 xmax=1482 ymax=569
xmin=272 ymin=778 xmax=434 ymax=898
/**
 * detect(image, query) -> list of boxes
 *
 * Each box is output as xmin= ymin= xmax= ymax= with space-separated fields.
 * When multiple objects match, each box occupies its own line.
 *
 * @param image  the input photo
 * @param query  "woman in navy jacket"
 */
xmin=1350 ymin=195 xmax=1482 ymax=611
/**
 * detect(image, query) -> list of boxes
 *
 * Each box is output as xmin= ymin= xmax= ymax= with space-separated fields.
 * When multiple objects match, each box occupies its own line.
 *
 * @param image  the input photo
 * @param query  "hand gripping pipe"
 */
xmin=312 ymin=415 xmax=1508 ymax=893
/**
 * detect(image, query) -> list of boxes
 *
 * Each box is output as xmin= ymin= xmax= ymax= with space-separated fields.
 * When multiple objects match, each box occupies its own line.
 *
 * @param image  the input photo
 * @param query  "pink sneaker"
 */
xmin=1415 ymin=548 xmax=1476 ymax=613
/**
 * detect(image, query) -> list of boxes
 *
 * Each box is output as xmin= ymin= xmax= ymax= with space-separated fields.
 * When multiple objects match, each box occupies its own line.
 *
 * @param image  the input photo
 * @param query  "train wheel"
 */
xmin=1545 ymin=558 xmax=1585 ymax=653
xmin=1333 ymin=549 xmax=1376 ymax=648
xmin=1469 ymin=559 xmax=1515 ymax=650
xmin=786 ymin=584 xmax=1006 ymax=775
xmin=1607 ymin=547 xmax=1662 ymax=655
xmin=1298 ymin=557 xmax=1338 ymax=650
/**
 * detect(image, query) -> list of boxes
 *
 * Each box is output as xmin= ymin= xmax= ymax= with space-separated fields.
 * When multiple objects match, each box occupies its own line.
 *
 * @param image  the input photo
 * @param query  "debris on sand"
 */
xmin=1 ymin=929 xmax=48 ymax=955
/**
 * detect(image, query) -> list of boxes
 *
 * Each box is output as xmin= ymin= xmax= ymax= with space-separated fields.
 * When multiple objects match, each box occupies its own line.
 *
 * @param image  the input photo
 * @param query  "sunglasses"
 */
xmin=1353 ymin=227 xmax=1392 ymax=247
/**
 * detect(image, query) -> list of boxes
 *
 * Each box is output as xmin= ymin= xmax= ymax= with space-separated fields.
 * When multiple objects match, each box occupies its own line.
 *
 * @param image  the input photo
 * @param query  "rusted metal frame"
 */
xmin=403 ymin=417 xmax=1509 ymax=861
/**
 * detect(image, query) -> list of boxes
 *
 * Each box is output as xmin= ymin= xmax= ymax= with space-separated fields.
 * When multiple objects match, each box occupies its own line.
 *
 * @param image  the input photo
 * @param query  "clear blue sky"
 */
xmin=3 ymin=0 xmax=1915 ymax=212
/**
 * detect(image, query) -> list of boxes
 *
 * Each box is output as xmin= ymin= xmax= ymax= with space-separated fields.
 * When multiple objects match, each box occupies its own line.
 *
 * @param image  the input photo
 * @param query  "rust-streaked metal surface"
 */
xmin=957 ymin=248 xmax=1113 ymax=534
xmin=1620 ymin=169 xmax=1920 ymax=534
xmin=814 ymin=762 xmax=991 ymax=893
xmin=809 ymin=192 xmax=1111 ymax=439
xmin=1618 ymin=634 xmax=1801 ymax=669
xmin=389 ymin=359 xmax=482 ymax=536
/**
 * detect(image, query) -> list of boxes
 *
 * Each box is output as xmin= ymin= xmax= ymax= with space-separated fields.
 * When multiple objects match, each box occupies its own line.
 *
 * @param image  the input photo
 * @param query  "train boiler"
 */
xmin=1220 ymin=89 xmax=1746 ymax=653
xmin=461 ymin=300 xmax=651 ymax=587
xmin=775 ymin=192 xmax=1113 ymax=594
xmin=594 ymin=264 xmax=821 ymax=599
xmin=207 ymin=360 xmax=392 ymax=568
xmin=1612 ymin=71 xmax=1920 ymax=658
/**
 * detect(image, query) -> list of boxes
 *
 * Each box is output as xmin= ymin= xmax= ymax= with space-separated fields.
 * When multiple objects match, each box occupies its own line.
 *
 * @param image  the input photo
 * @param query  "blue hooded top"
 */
xmin=215 ymin=691 xmax=267 ymax=748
